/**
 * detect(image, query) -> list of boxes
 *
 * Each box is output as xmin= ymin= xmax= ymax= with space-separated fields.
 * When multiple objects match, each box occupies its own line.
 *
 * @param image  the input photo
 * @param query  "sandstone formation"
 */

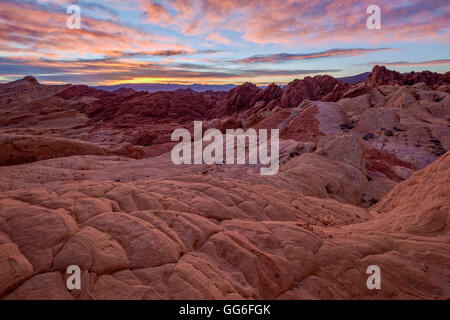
xmin=366 ymin=65 xmax=450 ymax=88
xmin=280 ymin=75 xmax=350 ymax=108
xmin=0 ymin=66 xmax=448 ymax=300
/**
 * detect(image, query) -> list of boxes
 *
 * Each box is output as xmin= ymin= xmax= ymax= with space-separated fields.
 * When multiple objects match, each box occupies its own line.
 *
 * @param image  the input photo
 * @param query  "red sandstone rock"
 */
xmin=250 ymin=83 xmax=283 ymax=107
xmin=0 ymin=73 xmax=449 ymax=300
xmin=56 ymin=85 xmax=110 ymax=100
xmin=113 ymin=87 xmax=137 ymax=97
xmin=212 ymin=82 xmax=261 ymax=117
xmin=280 ymin=75 xmax=350 ymax=108
xmin=366 ymin=65 xmax=450 ymax=88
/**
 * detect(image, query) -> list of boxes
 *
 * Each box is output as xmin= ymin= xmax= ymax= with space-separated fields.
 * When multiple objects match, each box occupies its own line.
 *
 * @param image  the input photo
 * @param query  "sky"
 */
xmin=0 ymin=0 xmax=449 ymax=86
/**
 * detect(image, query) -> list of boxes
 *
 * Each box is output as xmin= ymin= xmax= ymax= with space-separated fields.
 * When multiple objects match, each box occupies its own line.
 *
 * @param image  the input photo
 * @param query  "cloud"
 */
xmin=234 ymin=48 xmax=394 ymax=64
xmin=206 ymin=33 xmax=231 ymax=44
xmin=1 ymin=0 xmax=447 ymax=85
xmin=365 ymin=59 xmax=450 ymax=67
xmin=0 ymin=55 xmax=340 ymax=85
xmin=138 ymin=0 xmax=449 ymax=45
xmin=119 ymin=50 xmax=191 ymax=57
xmin=195 ymin=49 xmax=224 ymax=54
xmin=80 ymin=1 xmax=120 ymax=20
xmin=143 ymin=1 xmax=174 ymax=24
xmin=0 ymin=1 xmax=191 ymax=59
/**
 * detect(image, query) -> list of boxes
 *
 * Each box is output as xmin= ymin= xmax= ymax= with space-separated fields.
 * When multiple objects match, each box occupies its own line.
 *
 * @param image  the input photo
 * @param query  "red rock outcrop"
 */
xmin=0 ymin=76 xmax=69 ymax=104
xmin=73 ymin=90 xmax=218 ymax=125
xmin=366 ymin=65 xmax=450 ymax=88
xmin=250 ymin=83 xmax=283 ymax=107
xmin=212 ymin=82 xmax=261 ymax=117
xmin=112 ymin=87 xmax=137 ymax=97
xmin=56 ymin=85 xmax=110 ymax=100
xmin=280 ymin=75 xmax=350 ymax=108
xmin=0 ymin=134 xmax=144 ymax=166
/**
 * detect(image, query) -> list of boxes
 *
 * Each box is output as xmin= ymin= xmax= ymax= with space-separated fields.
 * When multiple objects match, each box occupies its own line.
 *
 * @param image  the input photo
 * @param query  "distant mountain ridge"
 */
xmin=7 ymin=68 xmax=449 ymax=93
xmin=93 ymin=83 xmax=237 ymax=93
xmin=0 ymin=72 xmax=370 ymax=91
xmin=91 ymin=72 xmax=371 ymax=93
xmin=338 ymin=72 xmax=371 ymax=84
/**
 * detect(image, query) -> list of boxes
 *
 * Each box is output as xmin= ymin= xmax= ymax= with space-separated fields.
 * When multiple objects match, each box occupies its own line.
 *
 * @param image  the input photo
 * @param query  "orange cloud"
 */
xmin=143 ymin=1 xmax=174 ymax=24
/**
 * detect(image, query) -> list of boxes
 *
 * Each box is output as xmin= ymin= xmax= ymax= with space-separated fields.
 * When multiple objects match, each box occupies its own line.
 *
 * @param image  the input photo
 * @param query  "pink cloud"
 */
xmin=1 ymin=0 xmax=448 ymax=85
xmin=370 ymin=59 xmax=450 ymax=67
xmin=0 ymin=1 xmax=192 ymax=59
xmin=143 ymin=1 xmax=174 ymax=24
xmin=235 ymin=48 xmax=394 ymax=64
xmin=206 ymin=33 xmax=231 ymax=44
xmin=139 ymin=0 xmax=449 ymax=45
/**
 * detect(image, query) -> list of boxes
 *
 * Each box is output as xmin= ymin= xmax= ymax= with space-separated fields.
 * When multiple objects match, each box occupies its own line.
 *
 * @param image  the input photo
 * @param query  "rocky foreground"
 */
xmin=0 ymin=66 xmax=449 ymax=299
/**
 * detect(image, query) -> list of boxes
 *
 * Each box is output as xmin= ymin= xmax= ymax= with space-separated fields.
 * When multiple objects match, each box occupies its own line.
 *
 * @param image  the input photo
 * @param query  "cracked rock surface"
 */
xmin=0 ymin=152 xmax=448 ymax=299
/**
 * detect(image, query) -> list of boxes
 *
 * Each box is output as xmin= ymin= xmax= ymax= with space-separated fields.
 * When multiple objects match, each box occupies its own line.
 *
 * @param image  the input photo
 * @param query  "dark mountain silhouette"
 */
xmin=338 ymin=72 xmax=371 ymax=84
xmin=94 ymin=83 xmax=236 ymax=93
